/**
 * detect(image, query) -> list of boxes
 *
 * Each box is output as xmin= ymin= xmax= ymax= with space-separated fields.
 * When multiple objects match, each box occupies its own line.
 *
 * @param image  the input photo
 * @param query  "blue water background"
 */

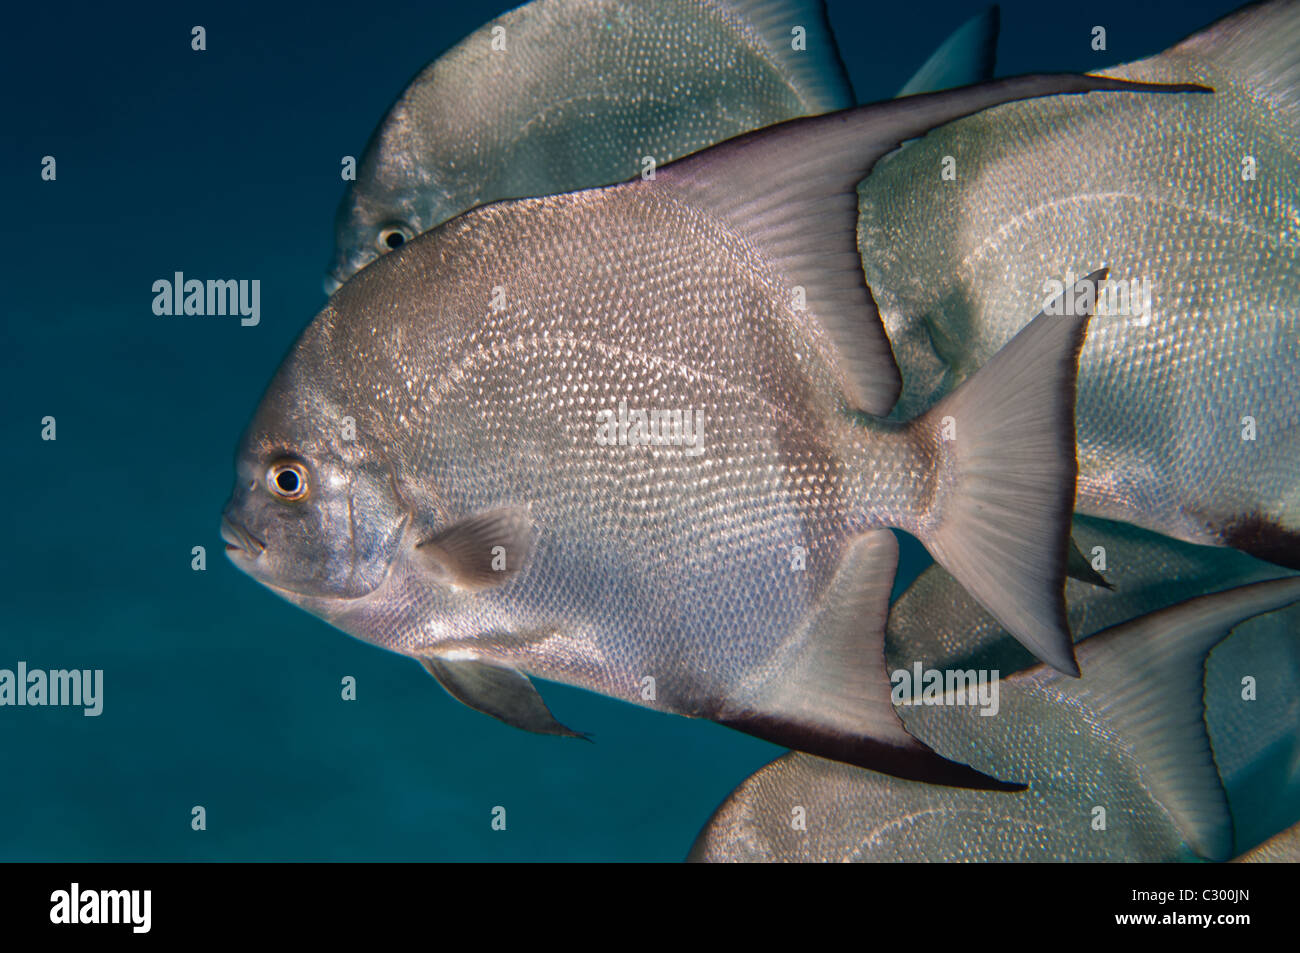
xmin=0 ymin=0 xmax=1245 ymax=859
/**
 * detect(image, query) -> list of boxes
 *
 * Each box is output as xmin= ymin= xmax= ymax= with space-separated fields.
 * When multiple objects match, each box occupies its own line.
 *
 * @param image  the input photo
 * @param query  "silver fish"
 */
xmin=326 ymin=0 xmax=857 ymax=292
xmin=225 ymin=74 xmax=1203 ymax=785
xmin=857 ymin=0 xmax=1300 ymax=568
xmin=689 ymin=577 xmax=1300 ymax=862
xmin=327 ymin=0 xmax=1003 ymax=292
xmin=1234 ymin=822 xmax=1300 ymax=861
xmin=884 ymin=514 xmax=1300 ymax=852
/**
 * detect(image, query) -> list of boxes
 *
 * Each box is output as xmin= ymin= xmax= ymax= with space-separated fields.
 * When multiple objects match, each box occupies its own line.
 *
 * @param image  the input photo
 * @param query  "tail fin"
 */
xmin=1023 ymin=575 xmax=1300 ymax=861
xmin=913 ymin=270 xmax=1106 ymax=676
xmin=719 ymin=530 xmax=1021 ymax=790
xmin=655 ymin=73 xmax=1208 ymax=418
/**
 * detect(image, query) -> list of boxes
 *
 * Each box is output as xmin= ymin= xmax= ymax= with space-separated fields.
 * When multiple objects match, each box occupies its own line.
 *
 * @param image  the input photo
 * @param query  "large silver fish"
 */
xmin=327 ymin=0 xmax=857 ymax=292
xmin=857 ymin=0 xmax=1300 ymax=568
xmin=327 ymin=0 xmax=1002 ymax=291
xmin=689 ymin=577 xmax=1300 ymax=862
xmin=224 ymin=74 xmax=1203 ymax=786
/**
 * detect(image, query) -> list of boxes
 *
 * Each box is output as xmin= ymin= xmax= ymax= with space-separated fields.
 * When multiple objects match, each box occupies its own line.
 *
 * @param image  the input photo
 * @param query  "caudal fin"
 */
xmin=1021 ymin=575 xmax=1300 ymax=860
xmin=913 ymin=270 xmax=1106 ymax=676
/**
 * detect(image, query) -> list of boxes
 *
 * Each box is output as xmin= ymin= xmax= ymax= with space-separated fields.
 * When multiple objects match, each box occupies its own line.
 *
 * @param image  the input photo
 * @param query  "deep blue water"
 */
xmin=1 ymin=0 xmax=1243 ymax=860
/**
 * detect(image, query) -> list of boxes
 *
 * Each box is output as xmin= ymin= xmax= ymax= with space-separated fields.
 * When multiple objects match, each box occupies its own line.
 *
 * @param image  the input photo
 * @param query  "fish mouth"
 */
xmin=221 ymin=517 xmax=266 ymax=558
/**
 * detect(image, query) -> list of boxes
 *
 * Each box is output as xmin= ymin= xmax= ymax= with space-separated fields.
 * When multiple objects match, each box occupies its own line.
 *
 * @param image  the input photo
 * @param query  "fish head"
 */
xmin=221 ymin=347 xmax=412 ymax=606
xmin=325 ymin=107 xmax=457 ymax=295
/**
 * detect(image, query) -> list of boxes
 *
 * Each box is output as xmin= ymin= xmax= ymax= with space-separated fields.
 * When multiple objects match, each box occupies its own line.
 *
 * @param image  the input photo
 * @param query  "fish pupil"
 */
xmin=276 ymin=470 xmax=300 ymax=494
xmin=385 ymin=231 xmax=405 ymax=249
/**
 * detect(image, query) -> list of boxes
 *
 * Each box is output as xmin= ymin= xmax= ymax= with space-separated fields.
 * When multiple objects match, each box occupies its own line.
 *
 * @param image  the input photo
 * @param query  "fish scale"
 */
xmin=226 ymin=71 xmax=1204 ymax=783
xmin=858 ymin=0 xmax=1300 ymax=566
xmin=328 ymin=0 xmax=855 ymax=290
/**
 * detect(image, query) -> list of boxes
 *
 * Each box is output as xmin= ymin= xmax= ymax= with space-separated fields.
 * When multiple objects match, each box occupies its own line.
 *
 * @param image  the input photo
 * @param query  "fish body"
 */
xmin=226 ymin=74 xmax=1205 ymax=781
xmin=327 ymin=0 xmax=855 ymax=290
xmin=885 ymin=514 xmax=1300 ymax=848
xmin=1234 ymin=822 xmax=1300 ymax=861
xmin=857 ymin=0 xmax=1300 ymax=567
xmin=690 ymin=576 xmax=1300 ymax=862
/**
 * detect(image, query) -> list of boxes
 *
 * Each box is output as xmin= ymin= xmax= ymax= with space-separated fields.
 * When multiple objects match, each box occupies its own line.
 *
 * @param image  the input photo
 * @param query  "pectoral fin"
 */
xmin=415 ymin=506 xmax=533 ymax=590
xmin=420 ymin=656 xmax=587 ymax=740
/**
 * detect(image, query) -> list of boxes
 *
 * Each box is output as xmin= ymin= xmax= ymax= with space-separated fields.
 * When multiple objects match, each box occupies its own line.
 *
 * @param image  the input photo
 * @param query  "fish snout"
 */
xmin=221 ymin=511 xmax=266 ymax=558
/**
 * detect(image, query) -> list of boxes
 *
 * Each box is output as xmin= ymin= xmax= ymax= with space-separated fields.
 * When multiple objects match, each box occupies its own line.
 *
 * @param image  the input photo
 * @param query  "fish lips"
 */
xmin=220 ymin=515 xmax=266 ymax=560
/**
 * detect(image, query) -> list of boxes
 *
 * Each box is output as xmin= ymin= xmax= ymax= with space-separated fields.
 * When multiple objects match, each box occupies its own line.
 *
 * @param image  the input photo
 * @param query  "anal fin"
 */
xmin=720 ymin=530 xmax=1022 ymax=791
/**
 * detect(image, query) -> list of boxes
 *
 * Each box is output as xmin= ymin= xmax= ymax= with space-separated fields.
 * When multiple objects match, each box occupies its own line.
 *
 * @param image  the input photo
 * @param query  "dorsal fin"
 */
xmin=714 ymin=0 xmax=855 ymax=111
xmin=654 ymin=73 xmax=1209 ymax=416
xmin=719 ymin=529 xmax=1021 ymax=790
xmin=898 ymin=5 xmax=1000 ymax=96
xmin=1171 ymin=0 xmax=1300 ymax=125
xmin=1016 ymin=576 xmax=1300 ymax=861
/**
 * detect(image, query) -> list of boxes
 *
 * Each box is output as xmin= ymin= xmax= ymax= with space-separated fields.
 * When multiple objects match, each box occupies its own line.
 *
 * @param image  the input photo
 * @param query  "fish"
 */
xmin=326 ymin=0 xmax=855 ymax=292
xmin=856 ymin=0 xmax=1300 ymax=569
xmin=327 ymin=0 xmax=1002 ymax=291
xmin=224 ymin=72 xmax=1206 ymax=786
xmin=1234 ymin=821 xmax=1300 ymax=861
xmin=883 ymin=515 xmax=1300 ymax=850
xmin=688 ymin=576 xmax=1300 ymax=862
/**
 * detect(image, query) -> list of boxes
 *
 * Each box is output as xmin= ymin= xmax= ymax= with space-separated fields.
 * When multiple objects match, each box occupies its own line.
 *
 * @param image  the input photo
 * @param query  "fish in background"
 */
xmin=857 ymin=0 xmax=1300 ymax=569
xmin=223 ymin=74 xmax=1203 ymax=786
xmin=1234 ymin=822 xmax=1300 ymax=861
xmin=326 ymin=0 xmax=1002 ymax=291
xmin=689 ymin=577 xmax=1300 ymax=862
xmin=883 ymin=514 xmax=1300 ymax=851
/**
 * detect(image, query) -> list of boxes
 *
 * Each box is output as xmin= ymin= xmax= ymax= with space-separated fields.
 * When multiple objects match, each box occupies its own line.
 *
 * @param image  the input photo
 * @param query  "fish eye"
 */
xmin=376 ymin=223 xmax=413 ymax=252
xmin=267 ymin=460 xmax=310 ymax=501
